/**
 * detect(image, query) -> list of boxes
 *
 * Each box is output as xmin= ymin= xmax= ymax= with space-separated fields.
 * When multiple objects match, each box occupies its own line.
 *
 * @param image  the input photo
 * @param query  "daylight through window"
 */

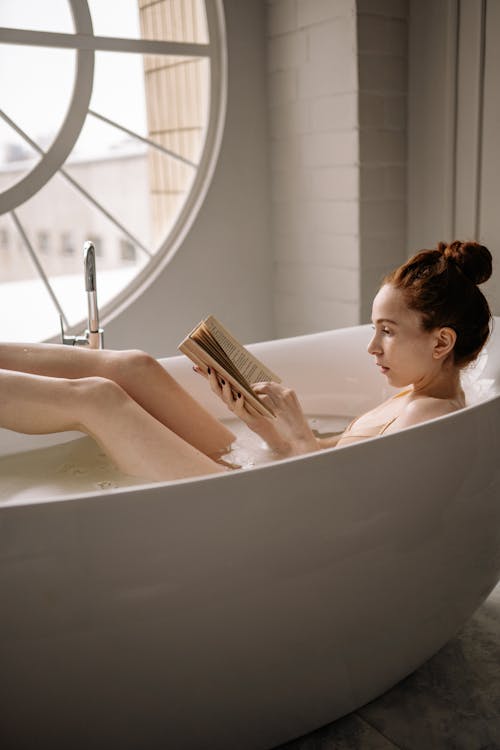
xmin=0 ymin=0 xmax=226 ymax=341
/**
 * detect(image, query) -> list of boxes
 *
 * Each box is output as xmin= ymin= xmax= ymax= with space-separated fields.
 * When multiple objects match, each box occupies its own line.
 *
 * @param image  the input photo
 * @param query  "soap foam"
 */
xmin=0 ymin=415 xmax=351 ymax=504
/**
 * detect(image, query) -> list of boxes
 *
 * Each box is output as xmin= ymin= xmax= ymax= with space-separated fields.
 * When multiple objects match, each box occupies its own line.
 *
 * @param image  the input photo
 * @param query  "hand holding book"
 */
xmin=179 ymin=315 xmax=282 ymax=417
xmin=179 ymin=316 xmax=319 ymax=455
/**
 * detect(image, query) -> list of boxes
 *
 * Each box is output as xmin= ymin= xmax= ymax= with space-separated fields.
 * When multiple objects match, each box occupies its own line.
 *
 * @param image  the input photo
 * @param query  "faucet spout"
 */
xmin=83 ymin=241 xmax=104 ymax=349
xmin=84 ymin=240 xmax=97 ymax=293
xmin=60 ymin=242 xmax=105 ymax=348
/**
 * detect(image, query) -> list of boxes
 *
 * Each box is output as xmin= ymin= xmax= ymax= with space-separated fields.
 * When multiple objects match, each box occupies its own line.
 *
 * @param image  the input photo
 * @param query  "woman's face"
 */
xmin=367 ymin=284 xmax=442 ymax=389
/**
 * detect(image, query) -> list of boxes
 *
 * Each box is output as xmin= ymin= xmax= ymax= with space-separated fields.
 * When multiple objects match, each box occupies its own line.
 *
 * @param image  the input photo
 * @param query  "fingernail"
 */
xmin=207 ymin=367 xmax=211 ymax=374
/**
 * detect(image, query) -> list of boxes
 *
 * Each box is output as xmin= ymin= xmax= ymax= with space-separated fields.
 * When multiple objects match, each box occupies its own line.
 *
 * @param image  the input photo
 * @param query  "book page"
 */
xmin=178 ymin=336 xmax=274 ymax=416
xmin=189 ymin=327 xmax=254 ymax=391
xmin=203 ymin=316 xmax=281 ymax=384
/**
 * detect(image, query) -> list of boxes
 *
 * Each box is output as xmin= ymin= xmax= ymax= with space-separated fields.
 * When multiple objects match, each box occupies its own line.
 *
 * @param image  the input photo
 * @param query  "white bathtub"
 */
xmin=1 ymin=321 xmax=500 ymax=750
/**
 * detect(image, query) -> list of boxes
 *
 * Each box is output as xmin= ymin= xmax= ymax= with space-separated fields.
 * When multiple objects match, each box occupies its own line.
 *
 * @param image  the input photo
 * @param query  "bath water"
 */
xmin=222 ymin=414 xmax=350 ymax=469
xmin=0 ymin=414 xmax=351 ymax=504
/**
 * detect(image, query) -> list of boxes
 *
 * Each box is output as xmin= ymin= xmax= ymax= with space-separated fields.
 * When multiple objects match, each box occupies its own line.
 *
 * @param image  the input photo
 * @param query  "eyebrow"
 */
xmin=373 ymin=318 xmax=398 ymax=325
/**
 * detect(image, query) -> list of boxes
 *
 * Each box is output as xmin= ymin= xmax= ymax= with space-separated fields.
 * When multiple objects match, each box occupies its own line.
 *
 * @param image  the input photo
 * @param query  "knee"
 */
xmin=67 ymin=376 xmax=131 ymax=435
xmin=74 ymin=376 xmax=128 ymax=412
xmin=109 ymin=349 xmax=160 ymax=382
xmin=126 ymin=349 xmax=158 ymax=373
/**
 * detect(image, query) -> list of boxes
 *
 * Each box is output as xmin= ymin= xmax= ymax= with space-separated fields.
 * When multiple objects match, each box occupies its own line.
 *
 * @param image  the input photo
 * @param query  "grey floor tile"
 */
xmin=275 ymin=713 xmax=401 ymax=749
xmin=273 ymin=583 xmax=500 ymax=750
xmin=358 ymin=583 xmax=500 ymax=750
xmin=359 ymin=680 xmax=499 ymax=750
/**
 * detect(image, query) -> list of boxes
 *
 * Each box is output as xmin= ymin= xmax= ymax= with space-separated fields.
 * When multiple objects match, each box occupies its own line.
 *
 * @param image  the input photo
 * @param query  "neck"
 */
xmin=410 ymin=362 xmax=464 ymax=403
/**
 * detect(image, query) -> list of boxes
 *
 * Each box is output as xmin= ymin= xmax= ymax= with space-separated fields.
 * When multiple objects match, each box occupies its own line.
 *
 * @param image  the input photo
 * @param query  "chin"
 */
xmin=386 ymin=373 xmax=409 ymax=388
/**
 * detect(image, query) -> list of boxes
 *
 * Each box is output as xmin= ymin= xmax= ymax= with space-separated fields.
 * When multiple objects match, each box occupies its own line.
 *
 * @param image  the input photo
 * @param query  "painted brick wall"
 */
xmin=267 ymin=0 xmax=408 ymax=335
xmin=358 ymin=0 xmax=408 ymax=322
xmin=267 ymin=0 xmax=359 ymax=337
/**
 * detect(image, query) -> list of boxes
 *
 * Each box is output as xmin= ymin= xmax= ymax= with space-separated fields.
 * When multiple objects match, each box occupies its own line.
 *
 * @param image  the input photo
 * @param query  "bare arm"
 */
xmin=202 ymin=369 xmax=320 ymax=457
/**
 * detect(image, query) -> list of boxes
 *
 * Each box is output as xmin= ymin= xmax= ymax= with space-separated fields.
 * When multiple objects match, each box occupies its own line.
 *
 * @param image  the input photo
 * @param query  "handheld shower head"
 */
xmin=60 ymin=242 xmax=104 ymax=348
xmin=83 ymin=240 xmax=96 ymax=292
xmin=83 ymin=241 xmax=103 ymax=348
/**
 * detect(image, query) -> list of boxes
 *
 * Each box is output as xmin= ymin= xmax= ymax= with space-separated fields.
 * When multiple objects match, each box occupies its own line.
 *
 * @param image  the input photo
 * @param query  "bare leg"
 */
xmin=0 ymin=343 xmax=235 ymax=458
xmin=0 ymin=368 xmax=225 ymax=481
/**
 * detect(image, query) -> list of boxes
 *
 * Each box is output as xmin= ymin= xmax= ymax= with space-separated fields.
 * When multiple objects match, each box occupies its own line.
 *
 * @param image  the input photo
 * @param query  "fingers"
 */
xmin=253 ymin=381 xmax=287 ymax=398
xmin=242 ymin=400 xmax=264 ymax=418
xmin=198 ymin=368 xmax=276 ymax=422
xmin=207 ymin=368 xmax=240 ymax=411
xmin=192 ymin=365 xmax=208 ymax=378
xmin=253 ymin=392 xmax=276 ymax=416
xmin=221 ymin=378 xmax=238 ymax=409
xmin=252 ymin=381 xmax=297 ymax=408
xmin=207 ymin=367 xmax=223 ymax=395
xmin=193 ymin=364 xmax=230 ymax=391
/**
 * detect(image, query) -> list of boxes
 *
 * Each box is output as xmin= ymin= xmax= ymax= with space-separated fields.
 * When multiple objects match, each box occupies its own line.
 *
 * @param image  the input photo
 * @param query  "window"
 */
xmin=120 ymin=239 xmax=136 ymax=262
xmin=87 ymin=235 xmax=103 ymax=257
xmin=0 ymin=0 xmax=226 ymax=342
xmin=37 ymin=230 xmax=50 ymax=254
xmin=0 ymin=227 xmax=9 ymax=250
xmin=61 ymin=232 xmax=75 ymax=256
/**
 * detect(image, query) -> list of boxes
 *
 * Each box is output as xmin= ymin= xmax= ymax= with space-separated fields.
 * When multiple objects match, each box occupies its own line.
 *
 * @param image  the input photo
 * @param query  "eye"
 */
xmin=371 ymin=324 xmax=393 ymax=336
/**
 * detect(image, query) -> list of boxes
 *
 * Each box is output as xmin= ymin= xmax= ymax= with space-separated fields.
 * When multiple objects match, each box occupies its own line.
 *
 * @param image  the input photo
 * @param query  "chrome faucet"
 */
xmin=60 ymin=241 xmax=104 ymax=349
xmin=83 ymin=241 xmax=104 ymax=349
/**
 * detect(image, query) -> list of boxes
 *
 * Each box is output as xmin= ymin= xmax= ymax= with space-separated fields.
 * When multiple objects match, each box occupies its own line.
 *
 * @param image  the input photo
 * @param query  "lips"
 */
xmin=376 ymin=363 xmax=389 ymax=374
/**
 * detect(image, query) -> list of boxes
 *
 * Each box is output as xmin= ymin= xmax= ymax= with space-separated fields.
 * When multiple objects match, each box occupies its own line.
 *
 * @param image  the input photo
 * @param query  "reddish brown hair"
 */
xmin=383 ymin=240 xmax=492 ymax=367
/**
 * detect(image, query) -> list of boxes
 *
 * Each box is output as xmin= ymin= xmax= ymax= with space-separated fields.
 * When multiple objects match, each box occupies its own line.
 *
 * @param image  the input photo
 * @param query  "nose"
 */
xmin=367 ymin=329 xmax=382 ymax=356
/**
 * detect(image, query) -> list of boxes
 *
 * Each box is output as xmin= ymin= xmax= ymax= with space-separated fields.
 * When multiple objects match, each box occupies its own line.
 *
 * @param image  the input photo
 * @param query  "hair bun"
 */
xmin=441 ymin=240 xmax=492 ymax=285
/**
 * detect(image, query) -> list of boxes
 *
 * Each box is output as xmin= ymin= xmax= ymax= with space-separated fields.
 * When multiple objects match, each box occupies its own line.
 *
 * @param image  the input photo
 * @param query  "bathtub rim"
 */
xmin=2 ymin=314 xmax=499 ymax=508
xmin=1 ymin=386 xmax=499 ymax=509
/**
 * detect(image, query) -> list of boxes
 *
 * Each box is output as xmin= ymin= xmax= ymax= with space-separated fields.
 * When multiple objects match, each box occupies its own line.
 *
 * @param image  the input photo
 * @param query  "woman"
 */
xmin=0 ymin=240 xmax=493 ymax=481
xmin=208 ymin=240 xmax=493 ymax=456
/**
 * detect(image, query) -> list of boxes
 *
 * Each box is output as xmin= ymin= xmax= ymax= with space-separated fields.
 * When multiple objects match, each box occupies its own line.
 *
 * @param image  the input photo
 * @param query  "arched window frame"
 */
xmin=0 ymin=0 xmax=227 ymax=340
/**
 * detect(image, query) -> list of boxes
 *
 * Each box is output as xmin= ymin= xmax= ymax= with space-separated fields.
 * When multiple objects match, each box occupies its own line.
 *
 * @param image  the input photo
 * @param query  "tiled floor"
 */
xmin=275 ymin=583 xmax=500 ymax=750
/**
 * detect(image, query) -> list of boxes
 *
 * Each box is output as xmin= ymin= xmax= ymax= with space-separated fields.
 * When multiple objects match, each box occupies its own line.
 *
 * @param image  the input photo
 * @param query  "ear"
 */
xmin=432 ymin=327 xmax=457 ymax=360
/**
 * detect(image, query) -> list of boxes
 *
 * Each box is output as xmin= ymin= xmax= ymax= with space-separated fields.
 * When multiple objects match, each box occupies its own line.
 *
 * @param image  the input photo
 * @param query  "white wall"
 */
xmin=105 ymin=0 xmax=274 ymax=356
xmin=107 ymin=0 xmax=500 ymax=351
xmin=358 ymin=0 xmax=408 ymax=322
xmin=267 ymin=0 xmax=360 ymax=337
xmin=9 ymin=1 xmax=498 ymax=350
xmin=266 ymin=0 xmax=409 ymax=335
xmin=408 ymin=0 xmax=500 ymax=314
xmin=103 ymin=0 xmax=412 ymax=349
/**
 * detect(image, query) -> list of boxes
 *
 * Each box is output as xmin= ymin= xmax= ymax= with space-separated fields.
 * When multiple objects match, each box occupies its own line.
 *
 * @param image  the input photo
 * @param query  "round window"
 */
xmin=0 ymin=0 xmax=226 ymax=341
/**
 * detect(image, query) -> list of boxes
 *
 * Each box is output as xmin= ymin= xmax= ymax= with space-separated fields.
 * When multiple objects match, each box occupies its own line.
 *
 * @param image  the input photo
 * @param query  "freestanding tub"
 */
xmin=1 ymin=321 xmax=500 ymax=750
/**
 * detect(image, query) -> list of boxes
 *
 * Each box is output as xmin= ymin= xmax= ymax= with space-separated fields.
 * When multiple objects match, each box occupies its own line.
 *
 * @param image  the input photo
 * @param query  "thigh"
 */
xmin=0 ymin=342 xmax=122 ymax=380
xmin=0 ymin=367 xmax=83 ymax=434
xmin=0 ymin=343 xmax=236 ymax=459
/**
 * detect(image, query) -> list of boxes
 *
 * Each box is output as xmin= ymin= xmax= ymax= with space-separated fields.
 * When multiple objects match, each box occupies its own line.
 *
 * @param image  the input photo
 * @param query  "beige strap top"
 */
xmin=340 ymin=389 xmax=412 ymax=441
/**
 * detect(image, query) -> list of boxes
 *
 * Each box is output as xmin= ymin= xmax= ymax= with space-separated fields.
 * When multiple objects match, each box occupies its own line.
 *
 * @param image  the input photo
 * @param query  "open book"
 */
xmin=178 ymin=315 xmax=281 ymax=416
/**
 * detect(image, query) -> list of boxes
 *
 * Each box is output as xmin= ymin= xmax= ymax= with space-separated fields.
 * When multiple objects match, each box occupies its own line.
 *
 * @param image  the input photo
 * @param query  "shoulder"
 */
xmin=394 ymin=396 xmax=459 ymax=429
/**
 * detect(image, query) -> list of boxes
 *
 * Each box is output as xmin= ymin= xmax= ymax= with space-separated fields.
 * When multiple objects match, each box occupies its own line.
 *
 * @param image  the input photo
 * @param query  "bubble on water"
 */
xmin=221 ymin=414 xmax=352 ymax=468
xmin=96 ymin=480 xmax=117 ymax=490
xmin=0 ymin=413 xmax=354 ymax=503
